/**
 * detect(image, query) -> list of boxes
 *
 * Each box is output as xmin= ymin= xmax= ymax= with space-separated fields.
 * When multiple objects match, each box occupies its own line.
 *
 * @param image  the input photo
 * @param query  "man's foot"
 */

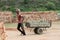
xmin=20 ymin=33 xmax=26 ymax=36
xmin=23 ymin=34 xmax=26 ymax=36
xmin=20 ymin=33 xmax=23 ymax=36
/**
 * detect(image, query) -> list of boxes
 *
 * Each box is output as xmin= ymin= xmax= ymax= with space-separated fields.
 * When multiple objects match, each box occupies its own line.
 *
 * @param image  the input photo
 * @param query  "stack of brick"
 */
xmin=19 ymin=11 xmax=58 ymax=22
xmin=0 ymin=11 xmax=12 ymax=23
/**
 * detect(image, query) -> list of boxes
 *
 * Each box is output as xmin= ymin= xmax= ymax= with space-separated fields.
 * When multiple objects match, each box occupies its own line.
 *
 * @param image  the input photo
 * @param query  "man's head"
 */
xmin=16 ymin=8 xmax=20 ymax=12
xmin=16 ymin=8 xmax=21 ymax=15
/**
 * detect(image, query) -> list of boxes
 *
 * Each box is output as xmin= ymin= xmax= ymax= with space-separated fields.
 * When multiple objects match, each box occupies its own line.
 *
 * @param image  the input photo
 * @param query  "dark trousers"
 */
xmin=17 ymin=23 xmax=26 ymax=35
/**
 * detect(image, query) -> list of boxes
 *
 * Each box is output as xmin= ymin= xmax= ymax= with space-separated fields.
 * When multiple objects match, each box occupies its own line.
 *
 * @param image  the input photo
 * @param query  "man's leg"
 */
xmin=21 ymin=26 xmax=26 ymax=35
xmin=17 ymin=23 xmax=23 ymax=34
xmin=21 ymin=23 xmax=26 ymax=35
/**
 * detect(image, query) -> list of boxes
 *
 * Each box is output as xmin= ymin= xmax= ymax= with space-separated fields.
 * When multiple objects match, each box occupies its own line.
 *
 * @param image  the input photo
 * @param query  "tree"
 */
xmin=24 ymin=0 xmax=29 ymax=4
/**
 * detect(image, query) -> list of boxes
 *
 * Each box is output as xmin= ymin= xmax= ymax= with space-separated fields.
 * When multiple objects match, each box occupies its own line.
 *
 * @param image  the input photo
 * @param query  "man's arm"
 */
xmin=23 ymin=17 xmax=29 ymax=23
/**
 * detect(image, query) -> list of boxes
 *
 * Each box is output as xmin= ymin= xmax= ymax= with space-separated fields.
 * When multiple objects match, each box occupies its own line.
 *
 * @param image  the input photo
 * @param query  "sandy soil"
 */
xmin=6 ymin=21 xmax=60 ymax=40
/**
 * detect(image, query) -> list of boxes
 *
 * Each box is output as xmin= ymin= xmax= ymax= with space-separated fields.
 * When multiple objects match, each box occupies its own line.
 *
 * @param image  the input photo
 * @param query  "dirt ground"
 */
xmin=6 ymin=21 xmax=60 ymax=40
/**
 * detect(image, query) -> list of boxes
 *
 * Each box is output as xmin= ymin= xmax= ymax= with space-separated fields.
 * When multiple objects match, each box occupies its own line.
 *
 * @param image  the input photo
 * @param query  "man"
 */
xmin=16 ymin=9 xmax=26 ymax=35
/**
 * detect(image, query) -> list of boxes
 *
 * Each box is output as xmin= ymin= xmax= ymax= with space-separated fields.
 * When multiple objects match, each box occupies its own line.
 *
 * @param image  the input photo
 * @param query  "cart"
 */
xmin=25 ymin=19 xmax=52 ymax=34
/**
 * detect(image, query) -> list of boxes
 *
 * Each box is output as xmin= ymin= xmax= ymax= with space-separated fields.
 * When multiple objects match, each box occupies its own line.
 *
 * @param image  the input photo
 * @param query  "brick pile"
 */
xmin=19 ymin=11 xmax=58 ymax=22
xmin=0 ymin=11 xmax=12 ymax=23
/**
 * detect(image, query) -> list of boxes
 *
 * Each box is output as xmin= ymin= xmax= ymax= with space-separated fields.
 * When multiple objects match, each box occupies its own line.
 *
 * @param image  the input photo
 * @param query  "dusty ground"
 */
xmin=6 ymin=21 xmax=60 ymax=40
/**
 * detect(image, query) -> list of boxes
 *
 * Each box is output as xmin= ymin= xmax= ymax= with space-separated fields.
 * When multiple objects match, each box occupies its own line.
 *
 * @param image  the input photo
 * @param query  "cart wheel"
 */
xmin=34 ymin=27 xmax=43 ymax=34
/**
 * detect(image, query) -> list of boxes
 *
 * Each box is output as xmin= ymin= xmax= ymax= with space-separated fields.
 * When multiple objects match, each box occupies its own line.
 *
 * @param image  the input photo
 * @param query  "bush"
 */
xmin=45 ymin=2 xmax=56 ymax=10
xmin=1 ymin=6 xmax=7 ymax=11
xmin=7 ymin=6 xmax=16 ymax=12
xmin=36 ymin=7 xmax=47 ymax=11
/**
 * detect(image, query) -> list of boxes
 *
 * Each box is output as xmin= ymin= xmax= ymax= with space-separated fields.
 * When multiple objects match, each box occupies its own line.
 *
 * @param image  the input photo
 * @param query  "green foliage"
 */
xmin=1 ymin=6 xmax=7 ymax=11
xmin=45 ymin=2 xmax=56 ymax=10
xmin=36 ymin=7 xmax=48 ymax=11
xmin=0 ymin=0 xmax=60 ymax=12
xmin=7 ymin=6 xmax=16 ymax=12
xmin=24 ymin=0 xmax=29 ymax=4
